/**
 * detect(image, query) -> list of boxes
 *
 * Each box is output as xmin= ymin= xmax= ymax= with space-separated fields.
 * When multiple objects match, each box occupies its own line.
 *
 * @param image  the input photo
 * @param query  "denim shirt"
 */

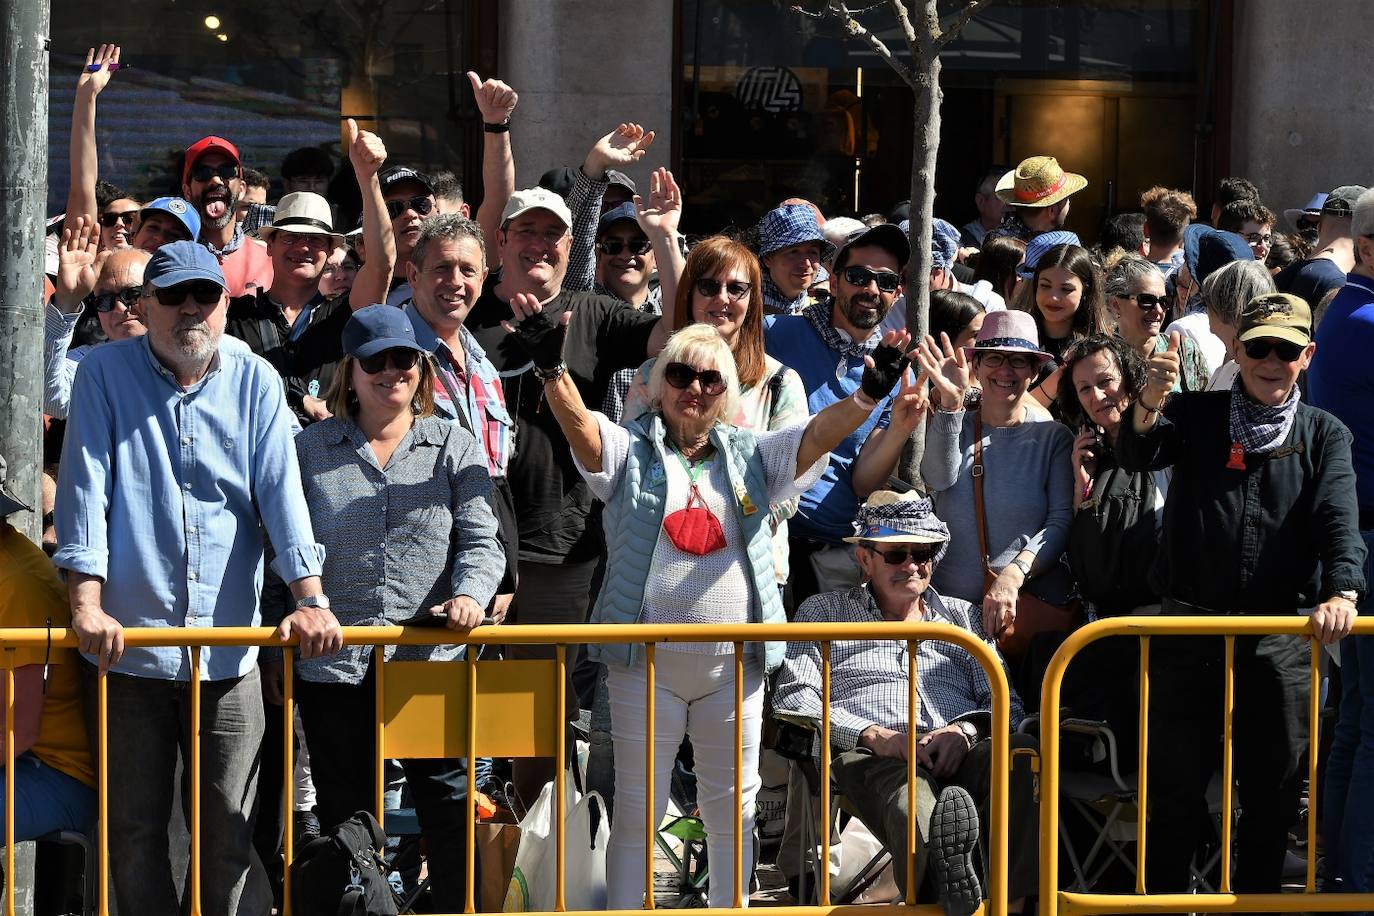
xmin=54 ymin=334 xmax=325 ymax=681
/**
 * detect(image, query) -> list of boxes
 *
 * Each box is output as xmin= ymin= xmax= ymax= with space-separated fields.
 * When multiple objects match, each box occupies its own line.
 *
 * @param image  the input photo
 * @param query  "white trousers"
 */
xmin=605 ymin=649 xmax=764 ymax=909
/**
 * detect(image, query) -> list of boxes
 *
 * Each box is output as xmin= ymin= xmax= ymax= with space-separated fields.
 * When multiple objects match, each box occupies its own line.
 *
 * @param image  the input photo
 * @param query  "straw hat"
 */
xmin=995 ymin=156 xmax=1088 ymax=208
xmin=843 ymin=490 xmax=950 ymax=547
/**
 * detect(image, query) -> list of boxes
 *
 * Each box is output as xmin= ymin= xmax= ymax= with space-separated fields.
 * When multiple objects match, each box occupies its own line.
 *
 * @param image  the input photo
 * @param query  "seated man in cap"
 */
xmin=773 ymin=490 xmax=1036 ymax=916
xmin=758 ymin=202 xmax=833 ymax=315
xmin=986 ymin=156 xmax=1087 ymax=243
xmin=227 ymin=120 xmax=394 ymax=426
xmin=182 ymin=134 xmax=274 ymax=297
xmin=1276 ymin=185 xmax=1367 ymax=310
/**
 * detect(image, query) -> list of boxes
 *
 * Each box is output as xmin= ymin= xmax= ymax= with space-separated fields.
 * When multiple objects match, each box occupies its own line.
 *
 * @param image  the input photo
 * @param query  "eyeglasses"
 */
xmin=94 ymin=285 xmax=142 ymax=313
xmin=385 ymin=196 xmax=434 ymax=220
xmin=977 ymin=351 xmax=1036 ymax=371
xmin=663 ymin=362 xmax=727 ymax=396
xmin=597 ymin=237 xmax=652 ymax=256
xmin=864 ymin=543 xmax=939 ymax=565
xmin=189 ymin=162 xmax=240 ymax=183
xmin=149 ymin=281 xmax=223 ymax=306
xmin=694 ymin=278 xmax=752 ymax=302
xmin=1122 ymin=292 xmax=1168 ymax=311
xmin=358 ymin=348 xmax=422 ymax=375
xmin=1242 ymin=339 xmax=1306 ymax=362
xmin=1244 ymin=232 xmax=1273 ymax=248
xmin=99 ymin=210 xmax=139 ymax=228
xmin=842 ymin=265 xmax=902 ymax=293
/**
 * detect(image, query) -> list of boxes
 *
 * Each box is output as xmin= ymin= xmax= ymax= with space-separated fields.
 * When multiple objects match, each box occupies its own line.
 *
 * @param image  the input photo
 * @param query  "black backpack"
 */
xmin=290 ymin=810 xmax=398 ymax=916
xmin=1066 ymin=457 xmax=1161 ymax=615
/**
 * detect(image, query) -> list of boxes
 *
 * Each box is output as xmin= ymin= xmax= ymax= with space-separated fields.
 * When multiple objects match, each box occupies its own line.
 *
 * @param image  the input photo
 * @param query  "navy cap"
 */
xmin=597 ymin=201 xmax=641 ymax=237
xmin=835 ymin=223 xmax=910 ymax=272
xmin=1183 ymin=224 xmax=1251 ymax=285
xmin=378 ymin=165 xmax=434 ymax=196
xmin=342 ymin=304 xmax=427 ymax=359
xmin=145 ymin=241 xmax=227 ymax=290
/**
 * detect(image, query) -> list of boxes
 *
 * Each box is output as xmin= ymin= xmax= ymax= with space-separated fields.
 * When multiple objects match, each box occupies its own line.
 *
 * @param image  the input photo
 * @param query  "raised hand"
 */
xmin=888 ymin=366 xmax=932 ymax=435
xmin=467 ymin=71 xmax=518 ymax=125
xmin=54 ymin=216 xmax=101 ymax=311
xmin=501 ymin=292 xmax=570 ymax=372
xmin=914 ymin=332 xmax=972 ymax=410
xmin=859 ymin=328 xmax=913 ymax=402
xmin=633 ymin=167 xmax=682 ymax=237
xmin=346 ymin=117 xmax=387 ymax=181
xmin=1141 ymin=331 xmax=1181 ymax=409
xmin=77 ymin=44 xmax=120 ymax=96
xmin=584 ymin=123 xmax=656 ymax=179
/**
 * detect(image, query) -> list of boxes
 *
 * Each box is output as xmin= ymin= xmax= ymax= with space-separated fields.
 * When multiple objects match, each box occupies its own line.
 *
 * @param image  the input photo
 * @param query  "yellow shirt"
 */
xmin=0 ymin=526 xmax=95 ymax=788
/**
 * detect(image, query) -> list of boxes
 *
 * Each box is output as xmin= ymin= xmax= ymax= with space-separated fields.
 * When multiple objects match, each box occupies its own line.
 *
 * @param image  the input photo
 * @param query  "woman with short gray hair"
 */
xmin=1105 ymin=254 xmax=1208 ymax=392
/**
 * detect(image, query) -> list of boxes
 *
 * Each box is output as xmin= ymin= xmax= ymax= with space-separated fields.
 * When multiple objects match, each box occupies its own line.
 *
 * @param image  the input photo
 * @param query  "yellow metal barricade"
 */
xmin=0 ymin=621 xmax=1016 ymax=916
xmin=1039 ymin=616 xmax=1374 ymax=915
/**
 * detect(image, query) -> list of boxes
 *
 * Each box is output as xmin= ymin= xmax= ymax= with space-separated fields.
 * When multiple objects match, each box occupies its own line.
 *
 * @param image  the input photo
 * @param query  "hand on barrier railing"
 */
xmin=275 ymin=605 xmax=343 ymax=659
xmin=1311 ymin=595 xmax=1359 ymax=644
xmin=399 ymin=610 xmax=497 ymax=629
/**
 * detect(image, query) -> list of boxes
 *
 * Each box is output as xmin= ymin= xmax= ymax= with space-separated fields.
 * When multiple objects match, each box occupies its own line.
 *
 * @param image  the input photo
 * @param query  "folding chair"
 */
xmin=771 ymin=711 xmax=893 ymax=905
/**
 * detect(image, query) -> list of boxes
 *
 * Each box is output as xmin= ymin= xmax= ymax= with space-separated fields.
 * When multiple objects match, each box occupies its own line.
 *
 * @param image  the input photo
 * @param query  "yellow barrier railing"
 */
xmin=1039 ymin=616 xmax=1374 ymax=915
xmin=0 ymin=621 xmax=1016 ymax=916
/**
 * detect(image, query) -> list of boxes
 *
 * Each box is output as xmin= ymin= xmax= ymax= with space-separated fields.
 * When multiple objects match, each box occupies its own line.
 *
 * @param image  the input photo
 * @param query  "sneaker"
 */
xmin=929 ymin=786 xmax=981 ymax=916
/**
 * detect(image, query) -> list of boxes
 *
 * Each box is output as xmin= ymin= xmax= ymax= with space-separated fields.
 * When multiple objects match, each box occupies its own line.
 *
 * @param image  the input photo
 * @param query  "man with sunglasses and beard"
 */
xmin=43 ymin=219 xmax=149 ymax=419
xmin=765 ymin=223 xmax=910 ymax=600
xmin=54 ymin=240 xmax=338 ymax=916
xmin=182 ymin=135 xmax=274 ymax=298
xmin=773 ymin=490 xmax=1037 ymax=916
xmin=1119 ymin=298 xmax=1365 ymax=895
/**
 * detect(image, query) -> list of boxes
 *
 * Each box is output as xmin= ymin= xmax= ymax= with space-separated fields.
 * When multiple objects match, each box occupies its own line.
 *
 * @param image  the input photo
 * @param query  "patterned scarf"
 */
xmin=763 ymin=271 xmax=807 ymax=316
xmin=803 ymin=300 xmax=878 ymax=360
xmin=202 ymin=222 xmax=246 ymax=257
xmin=1228 ymin=373 xmax=1300 ymax=453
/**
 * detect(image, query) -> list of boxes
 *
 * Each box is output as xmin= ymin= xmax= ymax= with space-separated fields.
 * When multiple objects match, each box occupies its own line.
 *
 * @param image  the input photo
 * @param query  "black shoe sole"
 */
xmin=930 ymin=785 xmax=982 ymax=916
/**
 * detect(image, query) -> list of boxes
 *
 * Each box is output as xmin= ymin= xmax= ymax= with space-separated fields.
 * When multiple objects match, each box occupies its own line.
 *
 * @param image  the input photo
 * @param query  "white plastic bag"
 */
xmin=504 ymin=772 xmax=609 ymax=911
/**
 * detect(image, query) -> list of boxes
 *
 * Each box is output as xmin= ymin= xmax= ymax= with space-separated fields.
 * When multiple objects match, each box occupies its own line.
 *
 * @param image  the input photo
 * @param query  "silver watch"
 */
xmin=955 ymin=720 xmax=980 ymax=746
xmin=1337 ymin=590 xmax=1359 ymax=603
xmin=295 ymin=594 xmax=331 ymax=611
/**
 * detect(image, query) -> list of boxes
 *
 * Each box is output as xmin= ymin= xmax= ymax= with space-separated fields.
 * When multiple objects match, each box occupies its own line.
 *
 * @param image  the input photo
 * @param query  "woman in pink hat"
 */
xmin=914 ymin=310 xmax=1077 ymax=659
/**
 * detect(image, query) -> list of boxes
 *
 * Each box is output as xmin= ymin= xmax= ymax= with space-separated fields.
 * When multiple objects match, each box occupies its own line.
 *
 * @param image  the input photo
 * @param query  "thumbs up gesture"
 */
xmin=468 ymin=71 xmax=518 ymax=125
xmin=347 ymin=118 xmax=388 ymax=181
xmin=1142 ymin=331 xmax=1182 ymax=408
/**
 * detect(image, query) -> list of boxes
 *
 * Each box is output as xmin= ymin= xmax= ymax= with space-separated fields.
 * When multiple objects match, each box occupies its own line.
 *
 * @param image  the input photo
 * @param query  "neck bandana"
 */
xmin=202 ymin=222 xmax=245 ymax=258
xmin=763 ymin=271 xmax=807 ymax=315
xmin=803 ymin=300 xmax=878 ymax=360
xmin=1228 ymin=373 xmax=1300 ymax=454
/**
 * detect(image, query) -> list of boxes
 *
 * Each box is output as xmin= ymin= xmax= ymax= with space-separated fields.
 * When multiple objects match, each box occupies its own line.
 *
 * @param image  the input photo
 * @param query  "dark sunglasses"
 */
xmin=1125 ymin=292 xmax=1168 ymax=311
xmin=694 ymin=278 xmax=751 ymax=302
xmin=358 ymin=348 xmax=422 ymax=375
xmin=598 ymin=237 xmax=652 ymax=257
xmin=99 ymin=210 xmax=139 ymax=228
xmin=865 ymin=543 xmax=940 ymax=565
xmin=842 ymin=265 xmax=902 ymax=293
xmin=152 ymin=281 xmax=223 ymax=306
xmin=189 ymin=162 xmax=239 ymax=183
xmin=1242 ymin=339 xmax=1306 ymax=362
xmin=94 ymin=285 xmax=142 ymax=313
xmin=664 ymin=362 xmax=727 ymax=396
xmin=385 ymin=196 xmax=434 ymax=220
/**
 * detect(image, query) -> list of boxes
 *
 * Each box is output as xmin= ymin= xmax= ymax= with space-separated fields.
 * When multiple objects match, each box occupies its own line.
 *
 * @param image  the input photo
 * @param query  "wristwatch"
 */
xmin=954 ymin=720 xmax=980 ymax=747
xmin=1007 ymin=557 xmax=1032 ymax=579
xmin=295 ymin=594 xmax=331 ymax=611
xmin=483 ymin=117 xmax=511 ymax=134
xmin=1337 ymin=590 xmax=1360 ymax=603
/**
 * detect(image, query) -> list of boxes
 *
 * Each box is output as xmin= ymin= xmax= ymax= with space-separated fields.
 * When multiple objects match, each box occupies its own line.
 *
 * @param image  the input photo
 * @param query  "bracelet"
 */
xmin=483 ymin=118 xmax=511 ymax=134
xmin=534 ymin=362 xmax=567 ymax=383
xmin=1138 ymin=396 xmax=1163 ymax=413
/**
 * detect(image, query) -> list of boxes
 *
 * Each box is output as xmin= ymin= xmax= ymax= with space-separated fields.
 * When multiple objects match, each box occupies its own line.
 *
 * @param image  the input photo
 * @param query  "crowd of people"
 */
xmin=1 ymin=42 xmax=1372 ymax=915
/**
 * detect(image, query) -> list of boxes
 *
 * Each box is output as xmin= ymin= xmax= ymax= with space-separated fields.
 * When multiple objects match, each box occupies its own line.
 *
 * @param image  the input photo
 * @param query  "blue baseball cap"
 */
xmin=342 ymin=304 xmax=427 ymax=359
xmin=757 ymin=204 xmax=834 ymax=260
xmin=1017 ymin=230 xmax=1082 ymax=279
xmin=1182 ymin=224 xmax=1252 ymax=286
xmin=596 ymin=201 xmax=641 ymax=238
xmin=141 ymin=197 xmax=201 ymax=243
xmin=145 ymin=241 xmax=226 ymax=290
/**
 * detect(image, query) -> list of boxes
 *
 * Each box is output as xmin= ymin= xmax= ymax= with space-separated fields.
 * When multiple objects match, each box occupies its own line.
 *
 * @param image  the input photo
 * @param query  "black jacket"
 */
xmin=226 ymin=290 xmax=349 ymax=424
xmin=1117 ymin=390 xmax=1366 ymax=613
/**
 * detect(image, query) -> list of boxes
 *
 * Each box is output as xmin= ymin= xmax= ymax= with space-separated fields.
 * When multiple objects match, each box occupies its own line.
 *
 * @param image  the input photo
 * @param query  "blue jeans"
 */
xmin=1323 ymin=531 xmax=1374 ymax=896
xmin=0 ymin=752 xmax=95 ymax=842
xmin=80 ymin=663 xmax=272 ymax=916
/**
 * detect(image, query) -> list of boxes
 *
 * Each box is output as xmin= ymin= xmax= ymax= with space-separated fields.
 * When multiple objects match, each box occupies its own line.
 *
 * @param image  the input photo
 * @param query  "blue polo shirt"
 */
xmin=1308 ymin=271 xmax=1374 ymax=513
xmin=764 ymin=314 xmax=892 ymax=544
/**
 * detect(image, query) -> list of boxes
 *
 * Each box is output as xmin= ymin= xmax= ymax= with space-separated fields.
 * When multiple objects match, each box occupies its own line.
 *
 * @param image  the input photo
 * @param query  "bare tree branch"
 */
xmin=832 ymin=1 xmax=918 ymax=88
xmin=935 ymin=0 xmax=994 ymax=50
xmin=885 ymin=0 xmax=924 ymax=62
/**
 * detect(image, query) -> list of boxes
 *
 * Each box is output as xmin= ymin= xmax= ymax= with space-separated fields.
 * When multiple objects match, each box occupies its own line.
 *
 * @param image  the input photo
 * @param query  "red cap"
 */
xmin=183 ymin=136 xmax=241 ymax=186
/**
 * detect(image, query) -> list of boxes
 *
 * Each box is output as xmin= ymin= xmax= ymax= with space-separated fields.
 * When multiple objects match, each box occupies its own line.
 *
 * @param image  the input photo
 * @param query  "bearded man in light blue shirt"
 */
xmin=54 ymin=240 xmax=341 ymax=916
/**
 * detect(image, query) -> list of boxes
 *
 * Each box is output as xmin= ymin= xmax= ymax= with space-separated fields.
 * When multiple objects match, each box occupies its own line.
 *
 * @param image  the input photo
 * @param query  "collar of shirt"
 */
xmin=266 ymin=290 xmax=329 ymax=342
xmin=138 ymin=334 xmax=225 ymax=393
xmin=201 ymin=223 xmax=246 ymax=258
xmin=331 ymin=414 xmax=445 ymax=468
xmin=1344 ymin=272 xmax=1374 ymax=296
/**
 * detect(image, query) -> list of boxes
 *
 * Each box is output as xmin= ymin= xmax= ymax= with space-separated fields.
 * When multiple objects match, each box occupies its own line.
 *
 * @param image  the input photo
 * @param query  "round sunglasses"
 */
xmin=664 ymin=361 xmax=727 ymax=396
xmin=693 ymin=278 xmax=751 ymax=302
